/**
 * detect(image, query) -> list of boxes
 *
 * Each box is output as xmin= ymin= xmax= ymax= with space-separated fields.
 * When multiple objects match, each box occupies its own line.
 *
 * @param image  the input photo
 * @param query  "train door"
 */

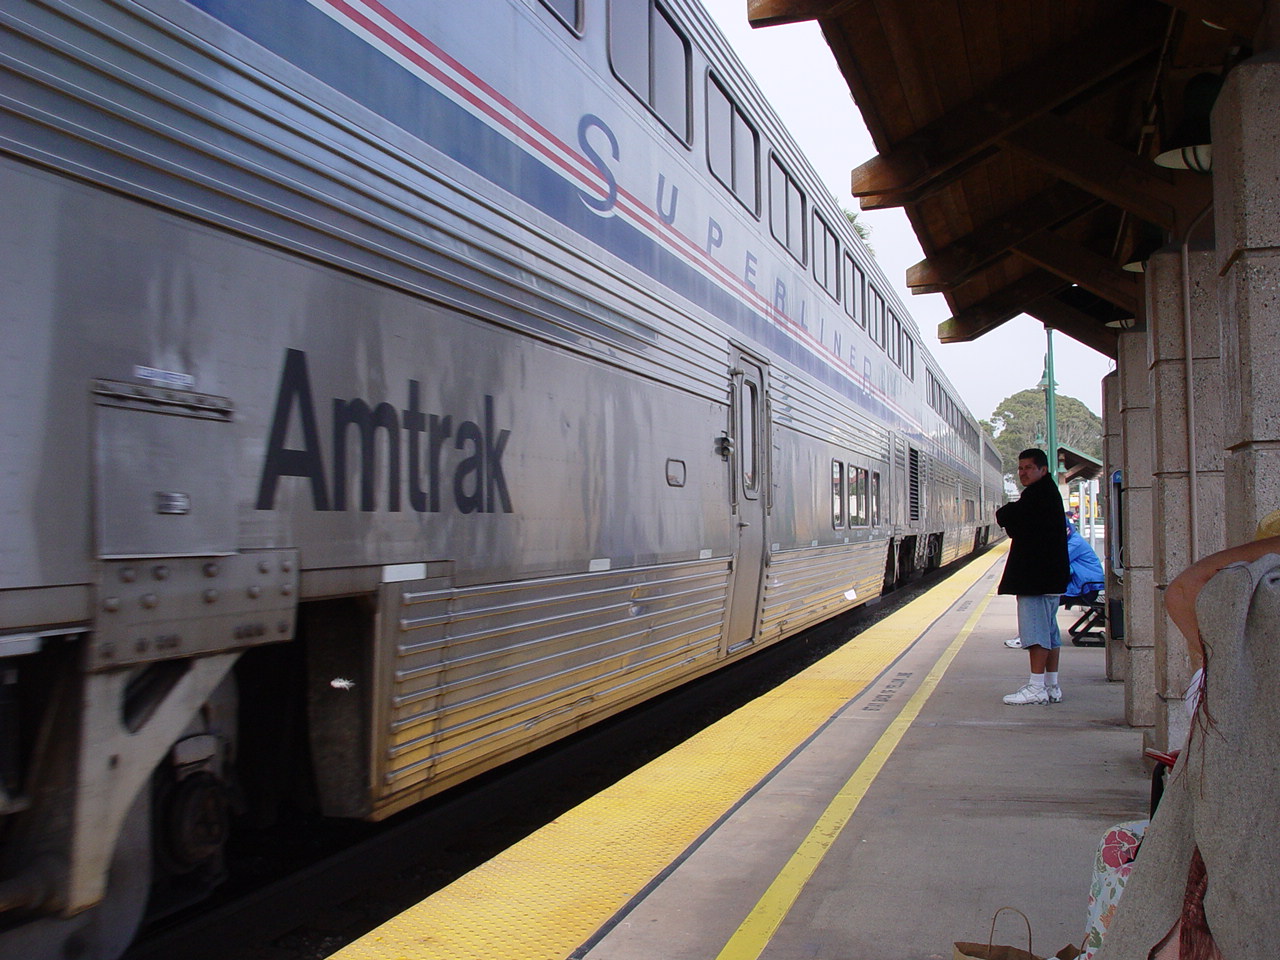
xmin=723 ymin=350 xmax=770 ymax=653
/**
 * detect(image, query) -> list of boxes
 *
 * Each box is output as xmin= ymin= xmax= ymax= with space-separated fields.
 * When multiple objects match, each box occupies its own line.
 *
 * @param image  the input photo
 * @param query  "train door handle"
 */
xmin=738 ymin=521 xmax=751 ymax=528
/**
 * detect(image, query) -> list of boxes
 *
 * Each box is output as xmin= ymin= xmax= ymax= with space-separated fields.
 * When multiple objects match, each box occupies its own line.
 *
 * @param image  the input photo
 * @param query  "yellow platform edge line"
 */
xmin=331 ymin=546 xmax=1007 ymax=960
xmin=713 ymin=585 xmax=999 ymax=960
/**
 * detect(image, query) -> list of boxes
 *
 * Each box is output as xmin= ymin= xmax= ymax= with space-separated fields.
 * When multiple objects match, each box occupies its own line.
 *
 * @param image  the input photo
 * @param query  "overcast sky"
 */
xmin=699 ymin=0 xmax=1115 ymax=420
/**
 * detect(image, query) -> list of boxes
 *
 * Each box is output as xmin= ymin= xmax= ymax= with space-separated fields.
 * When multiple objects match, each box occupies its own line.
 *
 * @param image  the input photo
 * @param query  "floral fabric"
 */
xmin=1084 ymin=820 xmax=1148 ymax=959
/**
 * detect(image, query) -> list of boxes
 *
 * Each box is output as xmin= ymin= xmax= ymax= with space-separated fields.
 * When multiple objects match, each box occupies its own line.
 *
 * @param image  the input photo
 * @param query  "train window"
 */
xmin=741 ymin=378 xmax=758 ymax=494
xmin=849 ymin=465 xmax=869 ymax=526
xmin=831 ymin=460 xmax=845 ymax=528
xmin=849 ymin=466 xmax=860 ymax=526
xmin=610 ymin=2 xmax=647 ymax=100
xmin=733 ymin=112 xmax=757 ymax=212
xmin=870 ymin=471 xmax=881 ymax=526
xmin=652 ymin=6 xmax=689 ymax=139
xmin=886 ymin=311 xmax=900 ymax=364
xmin=706 ymin=74 xmax=759 ymax=213
xmin=768 ymin=155 xmax=806 ymax=263
xmin=985 ymin=444 xmax=1003 ymax=473
xmin=901 ymin=335 xmax=915 ymax=380
xmin=843 ymin=254 xmax=865 ymax=326
xmin=868 ymin=288 xmax=885 ymax=349
xmin=609 ymin=0 xmax=691 ymax=142
xmin=708 ymin=84 xmax=731 ymax=175
xmin=812 ymin=211 xmax=840 ymax=300
xmin=539 ymin=0 xmax=581 ymax=31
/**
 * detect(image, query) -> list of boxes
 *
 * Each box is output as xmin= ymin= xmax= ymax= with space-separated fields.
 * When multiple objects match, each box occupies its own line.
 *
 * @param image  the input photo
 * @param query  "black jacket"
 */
xmin=995 ymin=473 xmax=1070 ymax=595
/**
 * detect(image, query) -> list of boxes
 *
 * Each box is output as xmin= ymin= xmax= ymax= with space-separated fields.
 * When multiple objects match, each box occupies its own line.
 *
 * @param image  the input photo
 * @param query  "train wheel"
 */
xmin=156 ymin=771 xmax=231 ymax=874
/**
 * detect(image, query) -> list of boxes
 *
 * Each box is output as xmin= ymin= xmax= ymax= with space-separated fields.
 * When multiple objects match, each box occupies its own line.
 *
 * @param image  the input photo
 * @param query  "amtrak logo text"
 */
xmin=256 ymin=349 xmax=513 ymax=514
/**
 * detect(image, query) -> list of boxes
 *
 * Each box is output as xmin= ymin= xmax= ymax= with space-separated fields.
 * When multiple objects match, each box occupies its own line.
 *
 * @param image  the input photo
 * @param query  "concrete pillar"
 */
xmin=1213 ymin=54 xmax=1280 ymax=546
xmin=1116 ymin=327 xmax=1156 ymax=734
xmin=1101 ymin=370 xmax=1125 ymax=681
xmin=1144 ymin=246 xmax=1226 ymax=752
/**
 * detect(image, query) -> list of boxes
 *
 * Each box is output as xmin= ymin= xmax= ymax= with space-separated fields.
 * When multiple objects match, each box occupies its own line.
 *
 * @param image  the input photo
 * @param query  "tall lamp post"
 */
xmin=1038 ymin=326 xmax=1059 ymax=484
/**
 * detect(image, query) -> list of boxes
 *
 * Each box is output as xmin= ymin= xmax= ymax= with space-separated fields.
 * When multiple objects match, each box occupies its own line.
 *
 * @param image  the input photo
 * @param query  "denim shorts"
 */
xmin=1016 ymin=594 xmax=1062 ymax=649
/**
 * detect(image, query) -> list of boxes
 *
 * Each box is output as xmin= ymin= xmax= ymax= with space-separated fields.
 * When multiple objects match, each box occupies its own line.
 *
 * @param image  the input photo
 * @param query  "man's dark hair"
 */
xmin=1018 ymin=448 xmax=1049 ymax=468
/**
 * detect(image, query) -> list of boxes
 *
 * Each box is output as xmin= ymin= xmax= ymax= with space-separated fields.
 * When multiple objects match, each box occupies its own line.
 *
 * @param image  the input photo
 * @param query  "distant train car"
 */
xmin=0 ymin=0 xmax=1003 ymax=955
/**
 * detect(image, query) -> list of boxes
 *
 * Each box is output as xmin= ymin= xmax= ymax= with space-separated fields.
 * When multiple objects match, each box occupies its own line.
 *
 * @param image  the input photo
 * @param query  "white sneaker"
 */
xmin=1003 ymin=683 xmax=1049 ymax=705
xmin=1047 ymin=684 xmax=1063 ymax=703
xmin=1003 ymin=636 xmax=1022 ymax=649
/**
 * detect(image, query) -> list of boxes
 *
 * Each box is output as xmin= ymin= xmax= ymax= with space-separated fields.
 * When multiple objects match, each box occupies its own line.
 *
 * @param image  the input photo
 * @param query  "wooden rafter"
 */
xmin=746 ymin=0 xmax=855 ymax=28
xmin=1024 ymin=297 xmax=1120 ymax=359
xmin=856 ymin=150 xmax=1000 ymax=211
xmin=1011 ymin=231 xmax=1141 ymax=315
xmin=906 ymin=184 xmax=1100 ymax=294
xmin=1000 ymin=114 xmax=1189 ymax=233
xmin=937 ymin=271 xmax=1069 ymax=344
xmin=849 ymin=6 xmax=1168 ymax=202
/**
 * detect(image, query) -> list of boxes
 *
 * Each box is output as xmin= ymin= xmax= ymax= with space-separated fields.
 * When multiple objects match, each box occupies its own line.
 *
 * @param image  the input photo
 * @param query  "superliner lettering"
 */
xmin=578 ymin=115 xmax=619 ymax=214
xmin=256 ymin=349 xmax=513 ymax=514
xmin=573 ymin=114 xmax=879 ymax=399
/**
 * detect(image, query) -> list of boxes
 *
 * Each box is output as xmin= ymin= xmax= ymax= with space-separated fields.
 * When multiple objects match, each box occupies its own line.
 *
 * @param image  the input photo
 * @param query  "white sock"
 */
xmin=1046 ymin=672 xmax=1059 ymax=688
xmin=1028 ymin=673 xmax=1046 ymax=689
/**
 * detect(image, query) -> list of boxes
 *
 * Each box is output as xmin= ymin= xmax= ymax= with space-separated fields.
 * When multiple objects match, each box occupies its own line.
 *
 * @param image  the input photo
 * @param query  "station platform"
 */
xmin=331 ymin=545 xmax=1150 ymax=960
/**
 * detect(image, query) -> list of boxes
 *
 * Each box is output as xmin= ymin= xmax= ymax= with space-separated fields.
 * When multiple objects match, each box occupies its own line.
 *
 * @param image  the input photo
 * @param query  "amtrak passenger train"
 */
xmin=0 ymin=0 xmax=1004 ymax=955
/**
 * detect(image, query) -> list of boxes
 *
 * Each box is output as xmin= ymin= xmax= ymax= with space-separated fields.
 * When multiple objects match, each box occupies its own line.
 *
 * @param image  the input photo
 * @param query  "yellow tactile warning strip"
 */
xmin=332 ymin=545 xmax=1007 ymax=960
xmin=714 ymin=579 xmax=999 ymax=960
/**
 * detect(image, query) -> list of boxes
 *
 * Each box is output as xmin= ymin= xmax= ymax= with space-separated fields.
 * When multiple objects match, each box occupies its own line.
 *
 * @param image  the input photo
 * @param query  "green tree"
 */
xmin=843 ymin=208 xmax=873 ymax=254
xmin=987 ymin=388 xmax=1102 ymax=481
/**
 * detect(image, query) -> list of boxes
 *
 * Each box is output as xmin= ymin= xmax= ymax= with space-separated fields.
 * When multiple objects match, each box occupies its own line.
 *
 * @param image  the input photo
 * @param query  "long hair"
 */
xmin=1147 ymin=848 xmax=1222 ymax=960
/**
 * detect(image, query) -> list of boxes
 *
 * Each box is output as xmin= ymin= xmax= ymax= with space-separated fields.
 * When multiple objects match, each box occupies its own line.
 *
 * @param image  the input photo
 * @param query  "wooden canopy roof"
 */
xmin=747 ymin=0 xmax=1261 ymax=358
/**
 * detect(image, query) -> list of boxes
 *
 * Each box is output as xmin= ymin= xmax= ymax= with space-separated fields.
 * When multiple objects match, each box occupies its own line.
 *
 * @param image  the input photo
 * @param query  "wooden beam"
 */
xmin=937 ymin=271 xmax=1068 ymax=343
xmin=1011 ymin=231 xmax=1141 ymax=315
xmin=747 ymin=0 xmax=853 ymax=28
xmin=906 ymin=184 xmax=1100 ymax=294
xmin=854 ymin=148 xmax=1000 ymax=211
xmin=1154 ymin=0 xmax=1262 ymax=39
xmin=1007 ymin=114 xmax=1215 ymax=236
xmin=1000 ymin=114 xmax=1183 ymax=232
xmin=1024 ymin=297 xmax=1120 ymax=359
xmin=849 ymin=6 xmax=1167 ymax=199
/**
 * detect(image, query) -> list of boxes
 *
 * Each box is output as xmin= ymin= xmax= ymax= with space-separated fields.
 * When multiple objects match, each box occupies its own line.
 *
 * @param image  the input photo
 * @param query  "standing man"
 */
xmin=996 ymin=448 xmax=1070 ymax=704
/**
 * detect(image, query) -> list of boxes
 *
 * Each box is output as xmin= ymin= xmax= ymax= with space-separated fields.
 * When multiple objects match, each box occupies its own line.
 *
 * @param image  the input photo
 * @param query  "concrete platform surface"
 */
xmin=582 ymin=563 xmax=1149 ymax=960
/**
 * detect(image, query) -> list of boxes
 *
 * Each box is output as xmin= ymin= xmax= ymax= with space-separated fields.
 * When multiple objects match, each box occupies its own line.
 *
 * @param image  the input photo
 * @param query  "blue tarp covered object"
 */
xmin=1066 ymin=522 xmax=1105 ymax=599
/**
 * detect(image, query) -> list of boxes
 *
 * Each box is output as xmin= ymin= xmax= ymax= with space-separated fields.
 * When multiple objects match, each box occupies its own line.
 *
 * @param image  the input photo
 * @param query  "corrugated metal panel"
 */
xmin=373 ymin=560 xmax=730 ymax=802
xmin=941 ymin=531 xmax=969 ymax=566
xmin=757 ymin=542 xmax=886 ymax=641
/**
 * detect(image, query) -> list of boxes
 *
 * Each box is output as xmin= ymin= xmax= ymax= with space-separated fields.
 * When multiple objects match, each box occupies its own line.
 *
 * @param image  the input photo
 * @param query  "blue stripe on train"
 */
xmin=186 ymin=0 xmax=916 ymax=434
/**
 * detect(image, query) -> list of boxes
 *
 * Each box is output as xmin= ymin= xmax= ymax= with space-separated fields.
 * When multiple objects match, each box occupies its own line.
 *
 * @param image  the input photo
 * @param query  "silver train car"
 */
xmin=0 ymin=0 xmax=1004 ymax=955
